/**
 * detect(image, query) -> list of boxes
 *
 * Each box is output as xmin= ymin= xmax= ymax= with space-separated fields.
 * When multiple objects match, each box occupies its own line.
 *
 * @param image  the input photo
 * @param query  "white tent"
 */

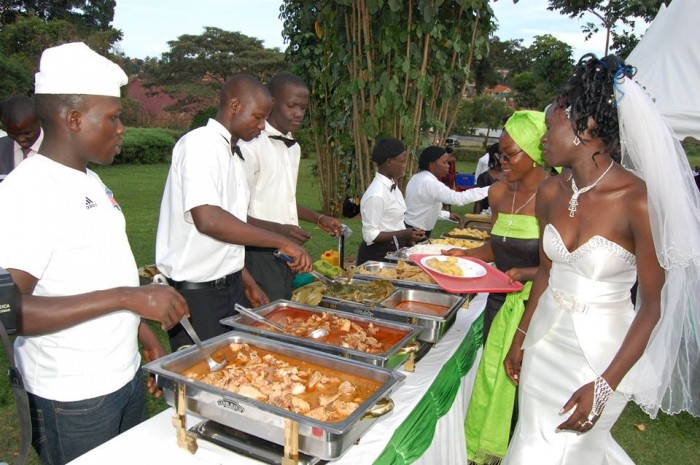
xmin=627 ymin=0 xmax=700 ymax=140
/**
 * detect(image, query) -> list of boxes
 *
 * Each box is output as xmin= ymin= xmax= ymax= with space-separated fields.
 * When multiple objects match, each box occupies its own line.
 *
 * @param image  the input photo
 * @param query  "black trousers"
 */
xmin=167 ymin=272 xmax=246 ymax=351
xmin=245 ymin=247 xmax=294 ymax=301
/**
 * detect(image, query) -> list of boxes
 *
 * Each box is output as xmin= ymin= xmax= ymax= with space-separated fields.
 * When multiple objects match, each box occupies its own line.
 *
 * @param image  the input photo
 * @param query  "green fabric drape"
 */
xmin=373 ymin=314 xmax=484 ymax=465
xmin=465 ymin=282 xmax=533 ymax=464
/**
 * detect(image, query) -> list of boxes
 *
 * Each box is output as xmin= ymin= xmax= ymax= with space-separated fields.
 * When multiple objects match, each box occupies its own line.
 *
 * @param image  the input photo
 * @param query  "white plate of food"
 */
xmin=419 ymin=255 xmax=487 ymax=278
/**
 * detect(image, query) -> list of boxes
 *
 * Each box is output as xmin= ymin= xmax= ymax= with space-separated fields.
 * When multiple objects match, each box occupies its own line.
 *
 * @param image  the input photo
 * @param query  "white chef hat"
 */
xmin=35 ymin=42 xmax=128 ymax=98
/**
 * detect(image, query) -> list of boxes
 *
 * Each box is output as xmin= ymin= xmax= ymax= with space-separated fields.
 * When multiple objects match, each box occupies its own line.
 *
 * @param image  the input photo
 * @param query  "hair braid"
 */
xmin=557 ymin=54 xmax=635 ymax=161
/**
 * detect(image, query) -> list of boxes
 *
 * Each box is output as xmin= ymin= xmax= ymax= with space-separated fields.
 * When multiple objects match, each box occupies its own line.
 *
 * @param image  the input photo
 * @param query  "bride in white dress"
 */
xmin=503 ymin=54 xmax=700 ymax=464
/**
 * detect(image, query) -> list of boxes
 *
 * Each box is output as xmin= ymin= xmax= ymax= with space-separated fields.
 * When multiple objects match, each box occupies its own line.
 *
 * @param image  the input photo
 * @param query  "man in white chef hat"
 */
xmin=0 ymin=42 xmax=189 ymax=464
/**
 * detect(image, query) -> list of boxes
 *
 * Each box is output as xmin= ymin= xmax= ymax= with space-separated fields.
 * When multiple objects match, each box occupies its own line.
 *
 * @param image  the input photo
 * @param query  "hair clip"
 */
xmin=564 ymin=106 xmax=572 ymax=120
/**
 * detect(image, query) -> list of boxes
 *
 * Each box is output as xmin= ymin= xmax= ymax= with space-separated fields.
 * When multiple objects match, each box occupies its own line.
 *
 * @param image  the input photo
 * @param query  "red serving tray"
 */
xmin=409 ymin=254 xmax=524 ymax=294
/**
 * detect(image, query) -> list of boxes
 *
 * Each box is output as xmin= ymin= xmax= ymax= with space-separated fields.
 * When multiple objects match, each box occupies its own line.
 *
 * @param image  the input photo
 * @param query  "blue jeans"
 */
xmin=28 ymin=371 xmax=145 ymax=465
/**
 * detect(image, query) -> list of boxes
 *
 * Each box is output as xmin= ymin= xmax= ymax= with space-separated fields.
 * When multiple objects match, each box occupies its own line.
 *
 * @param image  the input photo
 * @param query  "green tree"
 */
xmin=144 ymin=27 xmax=286 ymax=117
xmin=280 ymin=0 xmax=494 ymax=215
xmin=0 ymin=2 xmax=121 ymax=96
xmin=511 ymin=71 xmax=551 ymax=109
xmin=529 ymin=34 xmax=573 ymax=92
xmin=475 ymin=36 xmax=530 ymax=89
xmin=454 ymin=94 xmax=511 ymax=145
xmin=154 ymin=27 xmax=285 ymax=85
xmin=546 ymin=0 xmax=668 ymax=55
xmin=0 ymin=0 xmax=118 ymax=31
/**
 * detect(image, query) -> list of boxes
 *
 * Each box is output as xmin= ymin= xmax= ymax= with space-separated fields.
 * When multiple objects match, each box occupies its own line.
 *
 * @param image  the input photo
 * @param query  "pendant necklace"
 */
xmin=568 ymin=160 xmax=615 ymax=217
xmin=503 ymin=182 xmax=537 ymax=242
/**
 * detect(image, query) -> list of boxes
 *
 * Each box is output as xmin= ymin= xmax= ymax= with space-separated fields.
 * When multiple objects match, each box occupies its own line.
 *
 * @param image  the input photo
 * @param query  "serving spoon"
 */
xmin=152 ymin=274 xmax=227 ymax=372
xmin=234 ymin=303 xmax=329 ymax=339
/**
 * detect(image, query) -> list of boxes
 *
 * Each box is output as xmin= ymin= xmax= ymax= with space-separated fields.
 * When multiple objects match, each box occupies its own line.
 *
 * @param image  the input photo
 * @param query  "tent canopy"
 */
xmin=627 ymin=0 xmax=700 ymax=140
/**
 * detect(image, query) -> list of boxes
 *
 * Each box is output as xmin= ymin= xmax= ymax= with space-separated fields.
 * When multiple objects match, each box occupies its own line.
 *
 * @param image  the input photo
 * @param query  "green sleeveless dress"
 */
xmin=465 ymin=213 xmax=539 ymax=464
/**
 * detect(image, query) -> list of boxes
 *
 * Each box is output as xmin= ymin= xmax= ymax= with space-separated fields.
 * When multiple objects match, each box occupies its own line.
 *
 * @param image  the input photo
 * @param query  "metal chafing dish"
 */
xmin=320 ymin=288 xmax=468 ymax=343
xmin=144 ymin=331 xmax=404 ymax=460
xmin=351 ymin=260 xmax=442 ymax=292
xmin=220 ymin=300 xmax=421 ymax=371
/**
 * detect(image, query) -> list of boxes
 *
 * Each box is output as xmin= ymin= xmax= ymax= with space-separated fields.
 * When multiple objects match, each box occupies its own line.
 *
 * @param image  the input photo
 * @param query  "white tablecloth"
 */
xmin=69 ymin=294 xmax=486 ymax=465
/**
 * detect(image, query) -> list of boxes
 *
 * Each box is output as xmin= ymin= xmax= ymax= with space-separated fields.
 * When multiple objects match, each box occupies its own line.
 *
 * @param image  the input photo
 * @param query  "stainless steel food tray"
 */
xmin=220 ymin=300 xmax=421 ymax=370
xmin=320 ymin=288 xmax=468 ymax=343
xmin=352 ymin=261 xmax=442 ymax=292
xmin=143 ymin=331 xmax=404 ymax=460
xmin=384 ymin=247 xmax=413 ymax=263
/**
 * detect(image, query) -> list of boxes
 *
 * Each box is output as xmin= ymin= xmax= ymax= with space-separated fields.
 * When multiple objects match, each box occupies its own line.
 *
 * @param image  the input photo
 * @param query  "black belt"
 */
xmin=245 ymin=246 xmax=277 ymax=253
xmin=166 ymin=271 xmax=240 ymax=290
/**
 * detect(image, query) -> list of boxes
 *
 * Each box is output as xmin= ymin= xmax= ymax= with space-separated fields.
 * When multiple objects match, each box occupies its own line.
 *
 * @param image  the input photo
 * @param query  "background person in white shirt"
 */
xmin=0 ymin=42 xmax=189 ymax=465
xmin=405 ymin=145 xmax=490 ymax=236
xmin=240 ymin=72 xmax=341 ymax=300
xmin=156 ymin=74 xmax=313 ymax=351
xmin=356 ymin=138 xmax=426 ymax=265
xmin=0 ymin=95 xmax=44 ymax=179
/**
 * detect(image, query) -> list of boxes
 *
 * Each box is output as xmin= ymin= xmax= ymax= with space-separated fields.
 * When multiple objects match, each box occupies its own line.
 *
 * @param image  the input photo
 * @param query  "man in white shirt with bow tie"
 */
xmin=240 ymin=72 xmax=341 ymax=300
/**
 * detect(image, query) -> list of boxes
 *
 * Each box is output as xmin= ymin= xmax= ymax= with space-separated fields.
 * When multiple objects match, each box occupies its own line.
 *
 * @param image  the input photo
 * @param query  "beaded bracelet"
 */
xmin=590 ymin=376 xmax=614 ymax=418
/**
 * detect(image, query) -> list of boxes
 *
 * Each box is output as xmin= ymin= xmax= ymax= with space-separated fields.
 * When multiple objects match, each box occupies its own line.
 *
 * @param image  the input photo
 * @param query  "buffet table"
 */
xmin=68 ymin=294 xmax=487 ymax=465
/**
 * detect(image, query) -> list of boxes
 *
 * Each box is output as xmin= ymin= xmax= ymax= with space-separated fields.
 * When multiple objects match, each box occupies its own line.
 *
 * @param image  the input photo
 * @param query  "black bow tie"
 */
xmin=232 ymin=144 xmax=244 ymax=160
xmin=221 ymin=135 xmax=244 ymax=160
xmin=390 ymin=183 xmax=397 ymax=191
xmin=269 ymin=135 xmax=298 ymax=148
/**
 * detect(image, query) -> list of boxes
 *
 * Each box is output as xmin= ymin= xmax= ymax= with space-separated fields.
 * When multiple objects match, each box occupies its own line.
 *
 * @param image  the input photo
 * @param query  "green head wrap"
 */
xmin=504 ymin=110 xmax=546 ymax=166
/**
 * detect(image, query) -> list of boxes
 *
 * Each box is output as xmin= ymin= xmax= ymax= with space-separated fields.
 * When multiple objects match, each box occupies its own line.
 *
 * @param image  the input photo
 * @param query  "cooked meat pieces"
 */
xmin=271 ymin=312 xmax=387 ymax=353
xmin=191 ymin=343 xmax=365 ymax=421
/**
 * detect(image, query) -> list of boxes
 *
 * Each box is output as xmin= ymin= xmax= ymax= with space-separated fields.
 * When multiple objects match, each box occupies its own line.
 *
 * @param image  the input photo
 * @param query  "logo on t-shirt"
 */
xmin=85 ymin=197 xmax=97 ymax=210
xmin=104 ymin=188 xmax=121 ymax=211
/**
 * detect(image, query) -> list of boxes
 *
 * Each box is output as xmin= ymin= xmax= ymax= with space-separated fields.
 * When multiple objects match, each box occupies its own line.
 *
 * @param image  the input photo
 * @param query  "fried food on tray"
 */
xmin=446 ymin=227 xmax=490 ymax=240
xmin=355 ymin=260 xmax=435 ymax=284
xmin=431 ymin=237 xmax=483 ymax=249
xmin=425 ymin=257 xmax=463 ymax=277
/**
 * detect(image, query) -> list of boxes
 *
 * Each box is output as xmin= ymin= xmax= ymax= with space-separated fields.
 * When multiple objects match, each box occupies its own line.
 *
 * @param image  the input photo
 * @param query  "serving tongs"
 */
xmin=152 ymin=274 xmax=227 ymax=372
xmin=273 ymin=250 xmax=344 ymax=291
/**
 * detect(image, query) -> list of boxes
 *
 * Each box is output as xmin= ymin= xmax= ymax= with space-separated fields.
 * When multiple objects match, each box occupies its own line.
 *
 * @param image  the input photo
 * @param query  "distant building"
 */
xmin=483 ymin=84 xmax=512 ymax=100
xmin=125 ymin=79 xmax=195 ymax=128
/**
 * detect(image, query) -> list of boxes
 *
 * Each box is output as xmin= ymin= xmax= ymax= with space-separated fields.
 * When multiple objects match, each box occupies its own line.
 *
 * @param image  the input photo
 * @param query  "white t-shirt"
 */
xmin=239 ymin=121 xmax=300 ymax=225
xmin=156 ymin=119 xmax=249 ymax=282
xmin=360 ymin=173 xmax=407 ymax=244
xmin=404 ymin=170 xmax=489 ymax=230
xmin=0 ymin=155 xmax=141 ymax=401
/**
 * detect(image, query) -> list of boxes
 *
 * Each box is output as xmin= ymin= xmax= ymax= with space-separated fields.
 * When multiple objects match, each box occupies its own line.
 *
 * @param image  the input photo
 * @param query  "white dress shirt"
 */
xmin=360 ymin=173 xmax=407 ymax=244
xmin=156 ymin=119 xmax=249 ymax=282
xmin=404 ymin=170 xmax=489 ymax=231
xmin=239 ymin=121 xmax=300 ymax=225
xmin=474 ymin=153 xmax=490 ymax=178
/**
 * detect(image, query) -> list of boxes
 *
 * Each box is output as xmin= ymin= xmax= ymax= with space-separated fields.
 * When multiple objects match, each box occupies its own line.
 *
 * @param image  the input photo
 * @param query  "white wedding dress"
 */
xmin=504 ymin=224 xmax=639 ymax=465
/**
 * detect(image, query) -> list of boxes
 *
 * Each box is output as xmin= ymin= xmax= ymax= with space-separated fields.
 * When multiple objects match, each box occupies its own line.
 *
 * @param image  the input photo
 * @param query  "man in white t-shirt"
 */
xmin=0 ymin=43 xmax=189 ymax=465
xmin=0 ymin=95 xmax=44 ymax=180
xmin=239 ymin=72 xmax=341 ymax=299
xmin=156 ymin=74 xmax=313 ymax=350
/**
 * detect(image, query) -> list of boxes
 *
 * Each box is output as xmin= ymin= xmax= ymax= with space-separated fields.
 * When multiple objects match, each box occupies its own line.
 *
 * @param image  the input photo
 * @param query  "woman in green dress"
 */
xmin=445 ymin=110 xmax=551 ymax=463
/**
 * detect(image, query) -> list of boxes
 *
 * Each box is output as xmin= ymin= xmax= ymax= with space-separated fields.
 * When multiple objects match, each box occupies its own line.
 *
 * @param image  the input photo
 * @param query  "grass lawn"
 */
xmin=1 ymin=159 xmax=699 ymax=464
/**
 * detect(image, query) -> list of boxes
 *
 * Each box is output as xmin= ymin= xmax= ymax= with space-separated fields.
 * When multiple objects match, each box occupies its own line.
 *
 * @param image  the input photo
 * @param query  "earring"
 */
xmin=573 ymin=135 xmax=581 ymax=146
xmin=533 ymin=161 xmax=537 ymax=168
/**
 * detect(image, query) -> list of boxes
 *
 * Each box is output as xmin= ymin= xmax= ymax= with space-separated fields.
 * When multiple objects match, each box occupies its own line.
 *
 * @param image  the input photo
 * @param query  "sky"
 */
xmin=112 ymin=0 xmax=645 ymax=61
